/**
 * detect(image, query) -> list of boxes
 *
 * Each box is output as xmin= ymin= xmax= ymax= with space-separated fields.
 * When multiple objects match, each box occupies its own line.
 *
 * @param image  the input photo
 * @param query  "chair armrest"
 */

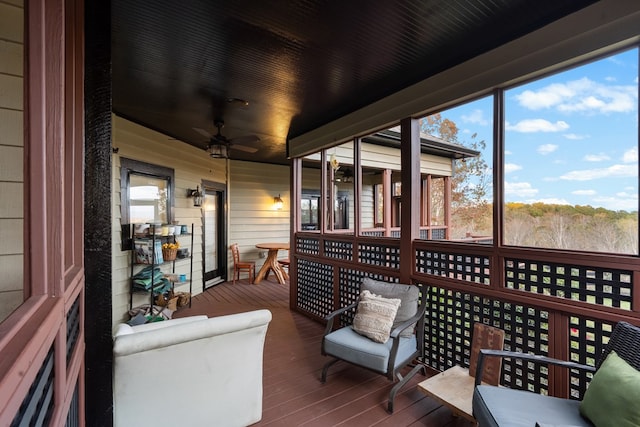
xmin=323 ymin=301 xmax=358 ymax=336
xmin=389 ymin=302 xmax=427 ymax=339
xmin=474 ymin=348 xmax=596 ymax=386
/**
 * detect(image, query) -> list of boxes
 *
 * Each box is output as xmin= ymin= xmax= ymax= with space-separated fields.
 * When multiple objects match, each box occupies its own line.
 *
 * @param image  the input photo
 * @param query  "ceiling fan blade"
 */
xmin=230 ymin=144 xmax=258 ymax=153
xmin=193 ymin=127 xmax=213 ymax=138
xmin=230 ymin=135 xmax=260 ymax=145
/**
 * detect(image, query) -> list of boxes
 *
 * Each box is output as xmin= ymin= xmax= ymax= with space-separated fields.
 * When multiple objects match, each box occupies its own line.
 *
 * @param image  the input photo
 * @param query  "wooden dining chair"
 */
xmin=277 ymin=249 xmax=290 ymax=272
xmin=230 ymin=243 xmax=255 ymax=285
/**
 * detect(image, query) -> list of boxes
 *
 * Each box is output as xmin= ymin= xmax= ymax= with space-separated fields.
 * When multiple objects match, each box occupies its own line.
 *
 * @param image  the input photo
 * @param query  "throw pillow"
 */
xmin=352 ymin=290 xmax=401 ymax=343
xmin=579 ymin=350 xmax=640 ymax=427
xmin=361 ymin=278 xmax=420 ymax=337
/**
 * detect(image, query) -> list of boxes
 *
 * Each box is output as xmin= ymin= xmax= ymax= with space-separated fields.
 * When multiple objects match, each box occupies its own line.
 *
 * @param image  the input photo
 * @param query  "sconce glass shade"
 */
xmin=274 ymin=194 xmax=284 ymax=210
xmin=208 ymin=142 xmax=229 ymax=159
xmin=188 ymin=186 xmax=203 ymax=207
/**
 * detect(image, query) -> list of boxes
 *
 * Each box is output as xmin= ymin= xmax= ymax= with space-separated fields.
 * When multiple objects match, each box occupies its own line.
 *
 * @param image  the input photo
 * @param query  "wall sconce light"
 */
xmin=342 ymin=167 xmax=354 ymax=183
xmin=187 ymin=186 xmax=203 ymax=207
xmin=273 ymin=194 xmax=284 ymax=210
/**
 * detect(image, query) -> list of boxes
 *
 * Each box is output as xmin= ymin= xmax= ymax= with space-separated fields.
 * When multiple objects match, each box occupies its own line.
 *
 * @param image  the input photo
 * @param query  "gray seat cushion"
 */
xmin=473 ymin=385 xmax=593 ymax=427
xmin=361 ymin=278 xmax=419 ymax=337
xmin=323 ymin=326 xmax=417 ymax=373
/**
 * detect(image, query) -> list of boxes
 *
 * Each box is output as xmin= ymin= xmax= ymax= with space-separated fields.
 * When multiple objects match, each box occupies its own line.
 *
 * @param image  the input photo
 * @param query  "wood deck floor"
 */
xmin=174 ymin=278 xmax=475 ymax=427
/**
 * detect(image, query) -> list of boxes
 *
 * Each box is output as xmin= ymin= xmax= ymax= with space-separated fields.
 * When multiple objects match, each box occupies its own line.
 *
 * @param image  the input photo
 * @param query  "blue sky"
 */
xmin=439 ymin=47 xmax=639 ymax=212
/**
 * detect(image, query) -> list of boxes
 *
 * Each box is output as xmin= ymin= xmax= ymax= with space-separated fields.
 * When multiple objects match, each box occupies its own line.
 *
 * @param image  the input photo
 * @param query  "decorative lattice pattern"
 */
xmin=296 ymin=237 xmax=320 ymax=255
xmin=360 ymin=230 xmax=384 ymax=237
xmin=416 ymin=249 xmax=491 ymax=284
xmin=425 ymin=286 xmax=550 ymax=393
xmin=325 ymin=240 xmax=353 ymax=261
xmin=66 ymin=382 xmax=80 ymax=427
xmin=358 ymin=242 xmax=400 ymax=269
xmin=296 ymin=258 xmax=334 ymax=318
xmin=505 ymin=259 xmax=633 ymax=310
xmin=66 ymin=295 xmax=81 ymax=366
xmin=432 ymin=228 xmax=446 ymax=240
xmin=12 ymin=347 xmax=54 ymax=426
xmin=568 ymin=317 xmax=615 ymax=399
xmin=337 ymin=268 xmax=399 ymax=324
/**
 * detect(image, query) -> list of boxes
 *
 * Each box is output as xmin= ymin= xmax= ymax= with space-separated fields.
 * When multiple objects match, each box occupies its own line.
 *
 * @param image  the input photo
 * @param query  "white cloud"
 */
xmin=564 ymin=133 xmax=588 ymax=140
xmin=559 ymin=164 xmax=637 ymax=181
xmin=572 ymin=189 xmax=597 ymax=196
xmin=605 ymin=76 xmax=616 ymax=82
xmin=505 ymin=119 xmax=569 ymax=133
xmin=504 ymin=181 xmax=538 ymax=197
xmin=461 ymin=109 xmax=489 ymax=126
xmin=615 ymin=190 xmax=637 ymax=198
xmin=505 ymin=150 xmax=512 ymax=155
xmin=514 ymin=77 xmax=637 ymax=114
xmin=592 ymin=195 xmax=638 ymax=211
xmin=537 ymin=144 xmax=558 ymax=155
xmin=583 ymin=153 xmax=610 ymax=162
xmin=623 ymin=147 xmax=637 ymax=163
xmin=504 ymin=163 xmax=522 ymax=173
xmin=527 ymin=197 xmax=570 ymax=205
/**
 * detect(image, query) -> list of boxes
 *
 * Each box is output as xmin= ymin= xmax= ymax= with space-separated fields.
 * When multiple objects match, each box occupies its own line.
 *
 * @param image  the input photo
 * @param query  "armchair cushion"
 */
xmin=579 ymin=350 xmax=640 ymax=427
xmin=473 ymin=386 xmax=588 ymax=427
xmin=361 ymin=278 xmax=419 ymax=337
xmin=353 ymin=290 xmax=401 ymax=343
xmin=323 ymin=326 xmax=418 ymax=373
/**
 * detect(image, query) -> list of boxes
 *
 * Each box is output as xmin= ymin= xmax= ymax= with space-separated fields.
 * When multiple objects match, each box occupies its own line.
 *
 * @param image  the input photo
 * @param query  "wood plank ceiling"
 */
xmin=112 ymin=0 xmax=597 ymax=165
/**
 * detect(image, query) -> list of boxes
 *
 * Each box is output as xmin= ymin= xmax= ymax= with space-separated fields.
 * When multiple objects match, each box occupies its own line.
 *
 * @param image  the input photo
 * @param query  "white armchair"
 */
xmin=113 ymin=310 xmax=272 ymax=427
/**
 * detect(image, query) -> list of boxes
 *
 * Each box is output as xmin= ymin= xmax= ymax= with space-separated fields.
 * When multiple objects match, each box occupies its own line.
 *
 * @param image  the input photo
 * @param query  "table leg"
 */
xmin=254 ymin=249 xmax=287 ymax=284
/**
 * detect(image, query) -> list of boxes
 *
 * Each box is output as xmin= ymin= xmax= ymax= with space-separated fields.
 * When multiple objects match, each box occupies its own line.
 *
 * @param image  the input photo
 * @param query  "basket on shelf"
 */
xmin=162 ymin=247 xmax=178 ymax=261
xmin=176 ymin=292 xmax=191 ymax=307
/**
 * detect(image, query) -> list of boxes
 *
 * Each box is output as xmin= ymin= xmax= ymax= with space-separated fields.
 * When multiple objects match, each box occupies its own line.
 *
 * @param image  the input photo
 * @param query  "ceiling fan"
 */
xmin=193 ymin=120 xmax=259 ymax=159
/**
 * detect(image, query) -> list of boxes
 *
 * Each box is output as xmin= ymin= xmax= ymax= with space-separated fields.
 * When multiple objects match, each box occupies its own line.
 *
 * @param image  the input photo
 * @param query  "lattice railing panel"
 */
xmin=358 ymin=242 xmax=400 ymax=269
xmin=416 ymin=249 xmax=491 ymax=284
xmin=296 ymin=258 xmax=334 ymax=318
xmin=360 ymin=230 xmax=384 ymax=237
xmin=12 ymin=346 xmax=55 ymax=426
xmin=296 ymin=236 xmax=320 ymax=255
xmin=505 ymin=258 xmax=633 ymax=310
xmin=424 ymin=286 xmax=551 ymax=393
xmin=431 ymin=229 xmax=446 ymax=240
xmin=66 ymin=295 xmax=80 ymax=366
xmin=325 ymin=240 xmax=353 ymax=261
xmin=568 ymin=317 xmax=615 ymax=399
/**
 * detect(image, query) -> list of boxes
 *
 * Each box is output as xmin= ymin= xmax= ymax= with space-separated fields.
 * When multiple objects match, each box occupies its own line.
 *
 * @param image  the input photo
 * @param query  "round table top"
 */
xmin=255 ymin=242 xmax=289 ymax=250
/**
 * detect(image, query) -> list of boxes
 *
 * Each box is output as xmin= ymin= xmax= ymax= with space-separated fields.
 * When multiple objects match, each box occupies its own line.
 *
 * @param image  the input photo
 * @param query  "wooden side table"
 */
xmin=254 ymin=243 xmax=289 ymax=284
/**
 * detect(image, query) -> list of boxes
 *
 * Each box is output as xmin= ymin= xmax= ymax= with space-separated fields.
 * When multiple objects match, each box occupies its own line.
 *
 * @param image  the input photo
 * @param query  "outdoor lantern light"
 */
xmin=187 ymin=186 xmax=203 ymax=207
xmin=273 ymin=194 xmax=284 ymax=210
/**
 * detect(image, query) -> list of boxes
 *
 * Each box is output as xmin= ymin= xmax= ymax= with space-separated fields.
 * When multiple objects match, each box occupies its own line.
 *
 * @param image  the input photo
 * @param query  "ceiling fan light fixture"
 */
xmin=208 ymin=142 xmax=229 ymax=159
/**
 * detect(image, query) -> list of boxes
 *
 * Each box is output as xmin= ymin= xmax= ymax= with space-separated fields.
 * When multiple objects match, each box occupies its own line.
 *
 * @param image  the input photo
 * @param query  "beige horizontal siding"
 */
xmin=229 ymin=160 xmax=290 ymax=272
xmin=112 ymin=116 xmax=225 ymax=326
xmin=0 ymin=0 xmax=23 ymax=323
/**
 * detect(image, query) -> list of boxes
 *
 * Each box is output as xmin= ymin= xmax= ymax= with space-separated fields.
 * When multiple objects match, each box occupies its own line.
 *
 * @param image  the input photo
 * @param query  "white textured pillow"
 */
xmin=352 ymin=290 xmax=401 ymax=343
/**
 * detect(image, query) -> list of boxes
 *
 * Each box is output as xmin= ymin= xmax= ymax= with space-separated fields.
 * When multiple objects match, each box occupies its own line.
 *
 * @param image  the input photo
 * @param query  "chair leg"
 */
xmin=321 ymin=358 xmax=339 ymax=383
xmin=387 ymin=363 xmax=426 ymax=413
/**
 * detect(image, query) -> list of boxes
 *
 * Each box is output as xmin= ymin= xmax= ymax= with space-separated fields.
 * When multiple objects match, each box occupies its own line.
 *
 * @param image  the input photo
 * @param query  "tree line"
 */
xmin=452 ymin=202 xmax=638 ymax=254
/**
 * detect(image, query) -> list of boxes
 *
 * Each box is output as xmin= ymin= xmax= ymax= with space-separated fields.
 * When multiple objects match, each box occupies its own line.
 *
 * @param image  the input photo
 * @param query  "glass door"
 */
xmin=202 ymin=182 xmax=226 ymax=288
